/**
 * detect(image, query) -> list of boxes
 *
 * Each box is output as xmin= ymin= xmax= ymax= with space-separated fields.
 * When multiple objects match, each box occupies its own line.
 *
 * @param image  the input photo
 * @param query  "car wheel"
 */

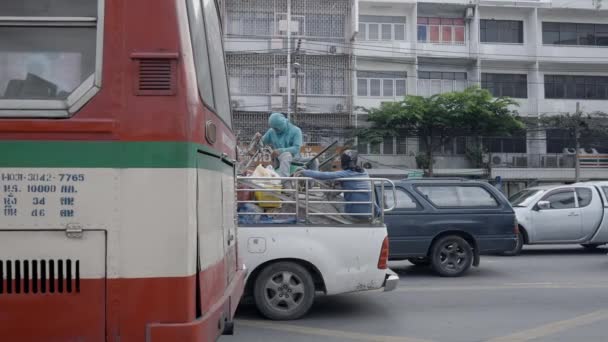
xmin=502 ymin=233 xmax=524 ymax=256
xmin=430 ymin=235 xmax=473 ymax=277
xmin=253 ymin=262 xmax=315 ymax=320
xmin=408 ymin=257 xmax=431 ymax=266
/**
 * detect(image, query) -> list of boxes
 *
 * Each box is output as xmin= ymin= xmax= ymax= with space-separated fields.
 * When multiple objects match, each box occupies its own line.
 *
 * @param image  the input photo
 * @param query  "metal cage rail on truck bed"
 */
xmin=236 ymin=177 xmax=397 ymax=225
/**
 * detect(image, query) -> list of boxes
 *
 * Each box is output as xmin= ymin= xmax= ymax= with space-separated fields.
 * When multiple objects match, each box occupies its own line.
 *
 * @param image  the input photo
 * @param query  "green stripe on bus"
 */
xmin=0 ymin=141 xmax=231 ymax=169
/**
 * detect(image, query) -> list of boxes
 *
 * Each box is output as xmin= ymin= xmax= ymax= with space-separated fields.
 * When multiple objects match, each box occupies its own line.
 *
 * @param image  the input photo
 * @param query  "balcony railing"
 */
xmin=488 ymin=154 xmax=608 ymax=169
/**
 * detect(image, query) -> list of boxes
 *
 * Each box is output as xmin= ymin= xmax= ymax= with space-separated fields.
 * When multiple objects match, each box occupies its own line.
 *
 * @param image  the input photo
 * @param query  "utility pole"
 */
xmin=575 ymin=102 xmax=581 ymax=182
xmin=286 ymin=0 xmax=292 ymax=120
xmin=292 ymin=39 xmax=302 ymax=124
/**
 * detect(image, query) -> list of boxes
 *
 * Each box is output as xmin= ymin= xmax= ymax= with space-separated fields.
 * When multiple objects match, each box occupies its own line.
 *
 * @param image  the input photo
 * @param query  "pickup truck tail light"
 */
xmin=514 ymin=219 xmax=520 ymax=235
xmin=378 ymin=237 xmax=389 ymax=270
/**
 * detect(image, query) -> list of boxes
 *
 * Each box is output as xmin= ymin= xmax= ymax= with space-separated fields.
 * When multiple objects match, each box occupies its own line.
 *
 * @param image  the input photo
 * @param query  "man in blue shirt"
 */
xmin=255 ymin=112 xmax=302 ymax=177
xmin=299 ymin=150 xmax=378 ymax=221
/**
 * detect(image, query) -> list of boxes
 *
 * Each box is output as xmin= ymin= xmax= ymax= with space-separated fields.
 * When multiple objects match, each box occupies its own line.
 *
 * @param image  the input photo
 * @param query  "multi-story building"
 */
xmin=353 ymin=0 xmax=608 ymax=192
xmin=220 ymin=0 xmax=354 ymax=144
xmin=222 ymin=0 xmax=608 ymax=192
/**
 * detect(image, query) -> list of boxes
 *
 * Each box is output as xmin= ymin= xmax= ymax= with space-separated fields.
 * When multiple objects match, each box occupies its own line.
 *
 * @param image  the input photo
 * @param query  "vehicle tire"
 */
xmin=430 ymin=235 xmax=473 ymax=277
xmin=502 ymin=233 xmax=524 ymax=256
xmin=408 ymin=257 xmax=431 ymax=266
xmin=581 ymin=244 xmax=601 ymax=249
xmin=253 ymin=262 xmax=315 ymax=321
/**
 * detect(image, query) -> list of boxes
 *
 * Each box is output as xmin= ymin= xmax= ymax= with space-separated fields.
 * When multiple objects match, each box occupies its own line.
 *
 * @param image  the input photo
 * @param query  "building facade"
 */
xmin=220 ymin=0 xmax=354 ymax=144
xmin=222 ymin=0 xmax=608 ymax=191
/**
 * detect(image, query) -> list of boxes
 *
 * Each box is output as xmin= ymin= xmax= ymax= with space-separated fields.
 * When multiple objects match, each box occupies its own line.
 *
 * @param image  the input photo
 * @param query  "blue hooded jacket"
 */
xmin=262 ymin=112 xmax=302 ymax=157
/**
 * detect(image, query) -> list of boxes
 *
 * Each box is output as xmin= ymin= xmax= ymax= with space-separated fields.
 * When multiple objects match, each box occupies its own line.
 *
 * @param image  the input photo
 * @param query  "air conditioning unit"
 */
xmin=270 ymin=38 xmax=285 ymax=50
xmin=465 ymin=7 xmax=474 ymax=21
xmin=327 ymin=45 xmax=342 ymax=54
xmin=230 ymin=99 xmax=243 ymax=109
xmin=335 ymin=103 xmax=345 ymax=112
xmin=270 ymin=96 xmax=284 ymax=110
xmin=490 ymin=154 xmax=508 ymax=166
xmin=296 ymin=97 xmax=307 ymax=110
xmin=581 ymin=148 xmax=599 ymax=155
xmin=278 ymin=19 xmax=300 ymax=35
xmin=543 ymin=156 xmax=558 ymax=168
xmin=512 ymin=156 xmax=528 ymax=167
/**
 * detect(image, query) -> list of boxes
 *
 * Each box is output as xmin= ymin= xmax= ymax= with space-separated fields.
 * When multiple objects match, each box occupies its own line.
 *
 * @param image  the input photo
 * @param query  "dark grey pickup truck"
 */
xmin=379 ymin=179 xmax=518 ymax=277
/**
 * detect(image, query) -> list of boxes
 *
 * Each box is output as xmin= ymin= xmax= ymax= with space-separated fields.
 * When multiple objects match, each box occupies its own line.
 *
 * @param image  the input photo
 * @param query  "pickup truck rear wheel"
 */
xmin=430 ymin=236 xmax=473 ymax=277
xmin=253 ymin=262 xmax=315 ymax=320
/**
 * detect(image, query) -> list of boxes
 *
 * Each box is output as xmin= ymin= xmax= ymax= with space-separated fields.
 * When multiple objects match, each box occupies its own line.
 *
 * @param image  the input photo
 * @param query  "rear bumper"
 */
xmin=383 ymin=269 xmax=399 ymax=292
xmin=477 ymin=235 xmax=517 ymax=254
xmin=147 ymin=264 xmax=247 ymax=342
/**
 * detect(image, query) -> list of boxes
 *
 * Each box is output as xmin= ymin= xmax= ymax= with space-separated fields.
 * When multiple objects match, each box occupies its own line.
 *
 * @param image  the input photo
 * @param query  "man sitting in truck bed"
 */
xmin=298 ymin=150 xmax=378 ymax=222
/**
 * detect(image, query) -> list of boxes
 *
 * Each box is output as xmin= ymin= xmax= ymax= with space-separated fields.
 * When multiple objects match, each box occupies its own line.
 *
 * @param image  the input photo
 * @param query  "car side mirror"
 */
xmin=536 ymin=200 xmax=551 ymax=211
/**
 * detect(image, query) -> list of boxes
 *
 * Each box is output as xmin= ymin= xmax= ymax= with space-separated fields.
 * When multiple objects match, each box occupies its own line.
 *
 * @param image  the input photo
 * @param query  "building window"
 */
xmin=417 ymin=17 xmax=465 ymax=44
xmin=483 ymin=137 xmax=527 ymax=153
xmin=227 ymin=11 xmax=274 ymax=37
xmin=481 ymin=73 xmax=527 ymax=98
xmin=545 ymin=75 xmax=608 ymax=100
xmin=396 ymin=137 xmax=409 ymax=154
xmin=229 ymin=66 xmax=272 ymax=95
xmin=480 ymin=19 xmax=523 ymax=44
xmin=359 ymin=15 xmax=406 ymax=41
xmin=0 ymin=0 xmax=102 ymax=117
xmin=418 ymin=71 xmax=468 ymax=96
xmin=357 ymin=71 xmax=407 ymax=97
xmin=543 ymin=22 xmax=608 ymax=46
xmin=383 ymin=136 xmax=394 ymax=155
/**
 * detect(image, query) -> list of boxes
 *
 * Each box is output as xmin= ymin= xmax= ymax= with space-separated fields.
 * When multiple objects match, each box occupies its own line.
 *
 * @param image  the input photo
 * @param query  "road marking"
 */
xmin=485 ymin=309 xmax=608 ymax=342
xmin=395 ymin=283 xmax=608 ymax=292
xmin=238 ymin=319 xmax=434 ymax=342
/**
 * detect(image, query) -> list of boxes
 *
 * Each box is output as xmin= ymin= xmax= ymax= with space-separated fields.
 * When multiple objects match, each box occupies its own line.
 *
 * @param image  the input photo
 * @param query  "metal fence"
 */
xmin=236 ymin=176 xmax=396 ymax=225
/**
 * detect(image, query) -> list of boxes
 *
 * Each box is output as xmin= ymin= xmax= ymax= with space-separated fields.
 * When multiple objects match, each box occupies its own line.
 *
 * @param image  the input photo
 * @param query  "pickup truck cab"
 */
xmin=382 ymin=179 xmax=518 ymax=277
xmin=508 ymin=182 xmax=608 ymax=255
xmin=236 ymin=176 xmax=399 ymax=320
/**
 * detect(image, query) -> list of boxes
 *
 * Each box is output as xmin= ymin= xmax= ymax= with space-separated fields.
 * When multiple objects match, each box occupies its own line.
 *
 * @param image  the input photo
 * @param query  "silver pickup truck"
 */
xmin=507 ymin=182 xmax=608 ymax=255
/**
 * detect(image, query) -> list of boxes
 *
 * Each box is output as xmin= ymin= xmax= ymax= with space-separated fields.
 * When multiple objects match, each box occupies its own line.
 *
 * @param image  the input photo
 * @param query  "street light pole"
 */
xmin=286 ymin=0 xmax=291 ymax=120
xmin=292 ymin=39 xmax=302 ymax=124
xmin=575 ymin=101 xmax=581 ymax=182
xmin=293 ymin=62 xmax=300 ymax=124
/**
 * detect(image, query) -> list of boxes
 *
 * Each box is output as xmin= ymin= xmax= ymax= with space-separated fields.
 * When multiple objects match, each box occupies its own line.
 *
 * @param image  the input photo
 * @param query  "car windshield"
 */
xmin=509 ymin=189 xmax=542 ymax=207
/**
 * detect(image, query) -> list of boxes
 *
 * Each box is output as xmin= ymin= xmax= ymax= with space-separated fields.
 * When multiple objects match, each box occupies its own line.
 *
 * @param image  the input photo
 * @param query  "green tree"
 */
xmin=359 ymin=87 xmax=524 ymax=176
xmin=540 ymin=109 xmax=608 ymax=182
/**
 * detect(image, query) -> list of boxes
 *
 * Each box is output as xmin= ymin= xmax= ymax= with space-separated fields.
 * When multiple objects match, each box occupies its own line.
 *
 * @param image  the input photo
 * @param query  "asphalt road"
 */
xmin=222 ymin=245 xmax=608 ymax=342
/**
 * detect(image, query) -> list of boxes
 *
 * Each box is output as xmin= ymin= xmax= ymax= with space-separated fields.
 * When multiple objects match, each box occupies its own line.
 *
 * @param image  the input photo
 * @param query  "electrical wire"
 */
xmin=226 ymin=34 xmax=608 ymax=60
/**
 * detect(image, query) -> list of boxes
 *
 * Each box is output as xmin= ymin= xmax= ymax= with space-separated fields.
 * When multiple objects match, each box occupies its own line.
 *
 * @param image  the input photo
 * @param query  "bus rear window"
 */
xmin=0 ymin=27 xmax=96 ymax=100
xmin=0 ymin=0 xmax=101 ymax=116
xmin=0 ymin=0 xmax=97 ymax=17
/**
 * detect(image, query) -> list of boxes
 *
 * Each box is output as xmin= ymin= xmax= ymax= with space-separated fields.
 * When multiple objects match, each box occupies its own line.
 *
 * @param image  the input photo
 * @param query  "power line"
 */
xmin=227 ymin=48 xmax=608 ymax=75
xmin=226 ymin=34 xmax=608 ymax=61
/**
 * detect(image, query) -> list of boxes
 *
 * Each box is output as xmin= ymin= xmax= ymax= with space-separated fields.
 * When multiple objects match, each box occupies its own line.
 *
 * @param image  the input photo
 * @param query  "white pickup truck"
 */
xmin=236 ymin=176 xmax=399 ymax=320
xmin=507 ymin=182 xmax=608 ymax=255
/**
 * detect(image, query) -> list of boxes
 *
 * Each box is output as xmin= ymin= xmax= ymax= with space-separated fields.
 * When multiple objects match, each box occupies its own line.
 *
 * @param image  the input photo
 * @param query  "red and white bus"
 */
xmin=0 ymin=0 xmax=246 ymax=340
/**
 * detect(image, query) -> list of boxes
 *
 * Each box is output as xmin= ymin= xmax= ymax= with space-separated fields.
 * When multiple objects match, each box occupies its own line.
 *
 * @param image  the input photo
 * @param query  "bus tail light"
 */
xmin=378 ymin=237 xmax=389 ymax=270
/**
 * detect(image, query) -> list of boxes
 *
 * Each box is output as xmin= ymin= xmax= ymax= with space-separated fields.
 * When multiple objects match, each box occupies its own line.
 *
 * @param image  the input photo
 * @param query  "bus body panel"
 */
xmin=0 ymin=0 xmax=244 ymax=340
